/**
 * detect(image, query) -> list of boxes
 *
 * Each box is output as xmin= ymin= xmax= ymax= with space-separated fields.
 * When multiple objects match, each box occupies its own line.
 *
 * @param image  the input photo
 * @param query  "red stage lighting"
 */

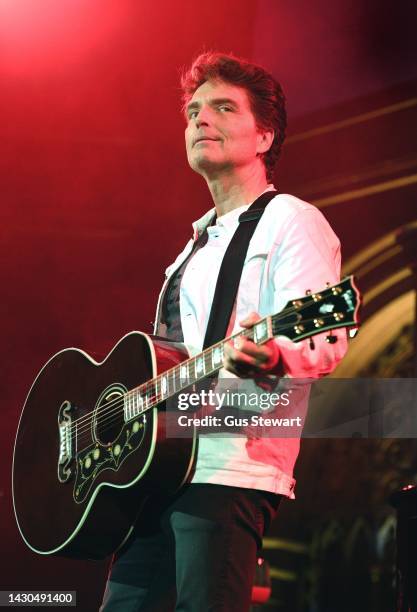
xmin=0 ymin=0 xmax=128 ymax=75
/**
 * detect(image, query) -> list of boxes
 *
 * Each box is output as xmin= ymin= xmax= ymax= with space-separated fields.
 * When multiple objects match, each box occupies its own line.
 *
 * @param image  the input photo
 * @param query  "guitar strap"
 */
xmin=202 ymin=190 xmax=278 ymax=349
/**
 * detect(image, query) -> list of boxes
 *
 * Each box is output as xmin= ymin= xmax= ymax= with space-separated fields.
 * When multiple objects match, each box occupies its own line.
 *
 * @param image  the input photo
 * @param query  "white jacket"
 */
xmin=154 ymin=192 xmax=348 ymax=497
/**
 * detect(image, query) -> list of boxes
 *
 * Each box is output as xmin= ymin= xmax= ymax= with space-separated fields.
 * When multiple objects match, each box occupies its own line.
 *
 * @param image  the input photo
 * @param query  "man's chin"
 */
xmin=188 ymin=156 xmax=230 ymax=177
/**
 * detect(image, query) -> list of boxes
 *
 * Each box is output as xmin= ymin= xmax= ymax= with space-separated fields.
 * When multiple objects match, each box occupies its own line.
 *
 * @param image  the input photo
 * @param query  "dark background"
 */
xmin=2 ymin=1 xmax=417 ymax=609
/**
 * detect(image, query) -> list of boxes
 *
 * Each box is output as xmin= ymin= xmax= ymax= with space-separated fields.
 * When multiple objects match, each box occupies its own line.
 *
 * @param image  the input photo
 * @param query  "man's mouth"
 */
xmin=194 ymin=137 xmax=220 ymax=146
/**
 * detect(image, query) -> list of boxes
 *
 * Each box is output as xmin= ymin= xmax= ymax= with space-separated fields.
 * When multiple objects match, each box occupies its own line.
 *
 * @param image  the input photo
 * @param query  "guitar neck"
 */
xmin=123 ymin=275 xmax=360 ymax=422
xmin=123 ymin=325 xmax=258 ymax=422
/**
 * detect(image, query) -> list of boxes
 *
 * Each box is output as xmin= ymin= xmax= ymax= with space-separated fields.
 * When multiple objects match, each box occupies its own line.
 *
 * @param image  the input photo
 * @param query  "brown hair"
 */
xmin=181 ymin=52 xmax=287 ymax=181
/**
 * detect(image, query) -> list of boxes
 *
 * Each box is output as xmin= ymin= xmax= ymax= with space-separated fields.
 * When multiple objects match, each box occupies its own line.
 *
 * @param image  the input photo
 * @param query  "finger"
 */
xmin=234 ymin=337 xmax=272 ymax=363
xmin=239 ymin=311 xmax=261 ymax=328
xmin=238 ymin=339 xmax=280 ymax=372
xmin=257 ymin=341 xmax=280 ymax=371
xmin=225 ymin=361 xmax=256 ymax=378
xmin=224 ymin=339 xmax=280 ymax=377
xmin=226 ymin=340 xmax=278 ymax=370
xmin=223 ymin=342 xmax=259 ymax=377
xmin=224 ymin=345 xmax=259 ymax=369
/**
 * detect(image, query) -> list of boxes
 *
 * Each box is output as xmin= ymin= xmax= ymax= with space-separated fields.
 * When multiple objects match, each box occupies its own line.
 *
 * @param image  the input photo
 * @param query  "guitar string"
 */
xmin=73 ymin=315 xmax=348 ymax=449
xmin=73 ymin=315 xmax=348 ymax=448
xmin=71 ymin=312 xmax=348 ymax=446
xmin=73 ymin=329 xmax=253 ymax=447
xmin=68 ymin=289 xmax=348 ymax=438
xmin=69 ymin=325 xmax=252 ymax=437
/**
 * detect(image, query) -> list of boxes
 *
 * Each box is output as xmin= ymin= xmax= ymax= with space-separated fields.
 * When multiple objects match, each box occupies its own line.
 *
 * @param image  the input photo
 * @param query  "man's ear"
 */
xmin=257 ymin=129 xmax=275 ymax=155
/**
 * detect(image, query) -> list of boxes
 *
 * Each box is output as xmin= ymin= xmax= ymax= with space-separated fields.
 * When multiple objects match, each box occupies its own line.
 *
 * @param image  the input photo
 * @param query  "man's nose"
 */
xmin=195 ymin=105 xmax=211 ymax=127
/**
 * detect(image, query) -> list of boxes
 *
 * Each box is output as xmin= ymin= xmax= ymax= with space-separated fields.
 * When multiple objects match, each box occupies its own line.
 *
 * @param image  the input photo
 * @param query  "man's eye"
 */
xmin=218 ymin=105 xmax=231 ymax=112
xmin=188 ymin=110 xmax=198 ymax=120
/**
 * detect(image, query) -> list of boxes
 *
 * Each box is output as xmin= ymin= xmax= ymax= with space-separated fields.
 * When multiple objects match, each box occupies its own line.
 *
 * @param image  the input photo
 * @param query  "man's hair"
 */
xmin=181 ymin=51 xmax=287 ymax=181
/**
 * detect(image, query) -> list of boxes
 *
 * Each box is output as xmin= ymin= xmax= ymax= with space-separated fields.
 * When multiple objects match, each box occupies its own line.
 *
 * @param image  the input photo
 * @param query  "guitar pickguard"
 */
xmin=73 ymin=415 xmax=147 ymax=504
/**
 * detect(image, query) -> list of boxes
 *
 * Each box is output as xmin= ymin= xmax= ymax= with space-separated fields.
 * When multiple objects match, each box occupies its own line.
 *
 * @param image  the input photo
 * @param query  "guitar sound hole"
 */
xmin=94 ymin=387 xmax=125 ymax=446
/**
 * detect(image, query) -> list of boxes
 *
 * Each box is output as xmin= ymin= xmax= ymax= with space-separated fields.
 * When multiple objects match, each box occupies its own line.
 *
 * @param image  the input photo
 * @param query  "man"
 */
xmin=100 ymin=52 xmax=347 ymax=611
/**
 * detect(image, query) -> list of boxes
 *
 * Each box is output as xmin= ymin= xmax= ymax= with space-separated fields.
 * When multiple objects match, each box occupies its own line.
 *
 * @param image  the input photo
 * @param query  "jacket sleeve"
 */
xmin=270 ymin=207 xmax=348 ymax=378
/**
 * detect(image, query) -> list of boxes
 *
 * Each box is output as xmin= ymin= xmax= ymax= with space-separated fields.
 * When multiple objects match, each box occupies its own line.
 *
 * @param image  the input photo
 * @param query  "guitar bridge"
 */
xmin=58 ymin=400 xmax=74 ymax=483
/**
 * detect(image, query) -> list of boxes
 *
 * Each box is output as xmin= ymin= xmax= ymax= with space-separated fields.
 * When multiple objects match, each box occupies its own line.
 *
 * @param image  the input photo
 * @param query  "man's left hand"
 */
xmin=223 ymin=312 xmax=281 ymax=378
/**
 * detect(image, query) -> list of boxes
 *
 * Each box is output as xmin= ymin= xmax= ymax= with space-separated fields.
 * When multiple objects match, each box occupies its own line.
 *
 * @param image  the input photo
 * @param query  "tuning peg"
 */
xmin=326 ymin=331 xmax=338 ymax=344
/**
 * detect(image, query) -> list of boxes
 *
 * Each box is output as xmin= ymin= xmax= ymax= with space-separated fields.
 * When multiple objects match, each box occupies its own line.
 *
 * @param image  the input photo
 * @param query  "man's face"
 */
xmin=185 ymin=79 xmax=270 ymax=177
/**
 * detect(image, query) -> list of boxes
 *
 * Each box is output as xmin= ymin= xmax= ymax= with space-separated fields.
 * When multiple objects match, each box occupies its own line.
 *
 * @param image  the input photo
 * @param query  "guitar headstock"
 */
xmin=272 ymin=276 xmax=361 ymax=342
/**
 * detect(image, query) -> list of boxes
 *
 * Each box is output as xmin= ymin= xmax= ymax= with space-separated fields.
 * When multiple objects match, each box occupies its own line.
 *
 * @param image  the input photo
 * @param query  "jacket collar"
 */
xmin=191 ymin=184 xmax=276 ymax=240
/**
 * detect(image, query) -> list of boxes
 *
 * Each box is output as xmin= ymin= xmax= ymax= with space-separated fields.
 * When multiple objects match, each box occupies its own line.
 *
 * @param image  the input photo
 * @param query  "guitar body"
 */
xmin=12 ymin=332 xmax=196 ymax=560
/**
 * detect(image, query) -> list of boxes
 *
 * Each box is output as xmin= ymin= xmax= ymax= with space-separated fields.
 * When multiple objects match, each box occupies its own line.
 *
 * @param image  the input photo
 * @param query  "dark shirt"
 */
xmin=161 ymin=223 xmax=213 ymax=342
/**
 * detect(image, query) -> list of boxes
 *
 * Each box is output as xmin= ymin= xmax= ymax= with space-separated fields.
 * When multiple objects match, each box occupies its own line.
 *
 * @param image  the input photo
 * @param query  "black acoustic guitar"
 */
xmin=12 ymin=276 xmax=360 ymax=559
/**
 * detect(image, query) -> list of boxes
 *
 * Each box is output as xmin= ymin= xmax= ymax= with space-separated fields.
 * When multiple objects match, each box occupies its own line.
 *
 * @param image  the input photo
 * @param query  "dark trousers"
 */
xmin=100 ymin=483 xmax=282 ymax=612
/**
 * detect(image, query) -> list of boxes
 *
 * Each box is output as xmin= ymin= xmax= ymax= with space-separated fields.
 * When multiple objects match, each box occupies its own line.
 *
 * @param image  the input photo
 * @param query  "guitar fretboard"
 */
xmin=122 ymin=277 xmax=358 ymax=422
xmin=123 ymin=318 xmax=271 ymax=421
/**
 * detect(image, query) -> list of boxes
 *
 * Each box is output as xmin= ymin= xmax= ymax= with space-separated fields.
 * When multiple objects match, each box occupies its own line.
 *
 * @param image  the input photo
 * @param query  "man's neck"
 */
xmin=204 ymin=165 xmax=270 ymax=217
